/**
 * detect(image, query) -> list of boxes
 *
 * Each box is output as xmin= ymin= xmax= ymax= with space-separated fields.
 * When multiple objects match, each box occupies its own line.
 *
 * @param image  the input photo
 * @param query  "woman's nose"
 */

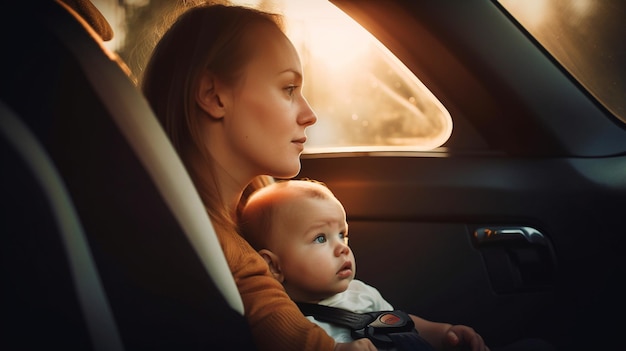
xmin=297 ymin=97 xmax=317 ymax=127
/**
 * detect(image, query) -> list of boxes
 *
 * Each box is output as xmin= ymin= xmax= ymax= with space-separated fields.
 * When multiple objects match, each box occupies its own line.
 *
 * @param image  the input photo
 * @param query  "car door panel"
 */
xmin=299 ymin=154 xmax=626 ymax=349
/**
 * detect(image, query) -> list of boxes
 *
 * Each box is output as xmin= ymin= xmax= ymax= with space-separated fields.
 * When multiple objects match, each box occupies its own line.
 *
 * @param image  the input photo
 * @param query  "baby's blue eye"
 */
xmin=314 ymin=235 xmax=327 ymax=244
xmin=339 ymin=232 xmax=349 ymax=245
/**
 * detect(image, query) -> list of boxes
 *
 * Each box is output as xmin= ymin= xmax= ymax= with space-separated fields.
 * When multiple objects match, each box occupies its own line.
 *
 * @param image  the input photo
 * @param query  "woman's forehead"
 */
xmin=243 ymin=21 xmax=301 ymax=76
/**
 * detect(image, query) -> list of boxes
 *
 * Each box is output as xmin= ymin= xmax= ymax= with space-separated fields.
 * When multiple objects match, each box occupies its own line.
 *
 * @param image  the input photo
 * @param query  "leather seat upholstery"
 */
xmin=0 ymin=1 xmax=256 ymax=349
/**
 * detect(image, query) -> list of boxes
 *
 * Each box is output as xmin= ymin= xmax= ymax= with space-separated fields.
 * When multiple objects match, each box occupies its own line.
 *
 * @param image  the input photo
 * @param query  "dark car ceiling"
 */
xmin=330 ymin=0 xmax=626 ymax=157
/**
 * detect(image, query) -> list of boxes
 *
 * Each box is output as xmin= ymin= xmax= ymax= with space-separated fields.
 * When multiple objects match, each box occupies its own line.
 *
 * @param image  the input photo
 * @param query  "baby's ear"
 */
xmin=195 ymin=70 xmax=226 ymax=119
xmin=258 ymin=249 xmax=284 ymax=283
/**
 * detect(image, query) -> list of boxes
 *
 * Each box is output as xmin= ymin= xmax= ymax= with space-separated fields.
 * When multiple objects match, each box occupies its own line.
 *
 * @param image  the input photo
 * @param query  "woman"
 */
xmin=141 ymin=4 xmax=375 ymax=351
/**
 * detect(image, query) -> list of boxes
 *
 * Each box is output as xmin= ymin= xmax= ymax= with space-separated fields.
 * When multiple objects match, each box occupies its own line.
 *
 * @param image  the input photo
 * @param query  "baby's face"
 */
xmin=274 ymin=195 xmax=355 ymax=303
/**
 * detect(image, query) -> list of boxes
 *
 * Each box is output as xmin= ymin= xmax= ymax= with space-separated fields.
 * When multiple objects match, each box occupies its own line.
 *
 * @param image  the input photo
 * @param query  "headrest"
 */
xmin=59 ymin=0 xmax=114 ymax=41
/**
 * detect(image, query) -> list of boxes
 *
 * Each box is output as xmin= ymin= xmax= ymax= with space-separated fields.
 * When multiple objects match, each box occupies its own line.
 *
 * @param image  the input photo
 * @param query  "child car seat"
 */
xmin=0 ymin=1 xmax=256 ymax=349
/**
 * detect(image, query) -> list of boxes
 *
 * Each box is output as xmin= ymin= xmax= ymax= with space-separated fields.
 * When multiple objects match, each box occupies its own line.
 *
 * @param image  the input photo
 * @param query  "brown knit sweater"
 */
xmin=217 ymin=228 xmax=336 ymax=351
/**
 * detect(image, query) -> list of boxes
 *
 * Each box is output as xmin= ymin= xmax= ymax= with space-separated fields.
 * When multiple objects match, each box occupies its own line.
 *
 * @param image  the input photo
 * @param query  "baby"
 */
xmin=239 ymin=179 xmax=489 ymax=351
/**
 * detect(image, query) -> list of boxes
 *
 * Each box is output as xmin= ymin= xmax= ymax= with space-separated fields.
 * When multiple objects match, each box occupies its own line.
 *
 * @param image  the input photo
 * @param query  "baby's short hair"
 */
xmin=239 ymin=179 xmax=335 ymax=250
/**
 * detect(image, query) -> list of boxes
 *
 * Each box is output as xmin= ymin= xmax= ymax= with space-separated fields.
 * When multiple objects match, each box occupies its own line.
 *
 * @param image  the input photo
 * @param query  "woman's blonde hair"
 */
xmin=141 ymin=3 xmax=283 ymax=233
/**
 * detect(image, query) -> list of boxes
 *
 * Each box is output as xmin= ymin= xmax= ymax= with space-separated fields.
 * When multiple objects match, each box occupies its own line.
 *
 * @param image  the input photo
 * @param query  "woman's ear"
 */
xmin=258 ymin=249 xmax=285 ymax=283
xmin=196 ymin=70 xmax=226 ymax=119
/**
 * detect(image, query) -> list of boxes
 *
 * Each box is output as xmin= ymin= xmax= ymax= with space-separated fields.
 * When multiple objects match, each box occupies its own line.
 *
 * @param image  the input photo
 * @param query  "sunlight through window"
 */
xmin=97 ymin=0 xmax=453 ymax=153
xmin=233 ymin=0 xmax=452 ymax=153
xmin=498 ymin=0 xmax=626 ymax=123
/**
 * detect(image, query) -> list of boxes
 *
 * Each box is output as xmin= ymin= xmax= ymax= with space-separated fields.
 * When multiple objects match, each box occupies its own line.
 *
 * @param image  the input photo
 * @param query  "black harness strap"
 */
xmin=298 ymin=302 xmax=375 ymax=329
xmin=297 ymin=302 xmax=434 ymax=351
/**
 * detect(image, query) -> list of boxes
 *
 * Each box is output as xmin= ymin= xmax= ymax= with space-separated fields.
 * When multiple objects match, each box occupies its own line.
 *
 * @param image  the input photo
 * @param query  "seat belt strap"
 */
xmin=297 ymin=302 xmax=375 ymax=329
xmin=296 ymin=302 xmax=434 ymax=351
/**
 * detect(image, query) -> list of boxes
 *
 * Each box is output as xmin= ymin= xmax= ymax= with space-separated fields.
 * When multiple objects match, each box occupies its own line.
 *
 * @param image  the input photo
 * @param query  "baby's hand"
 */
xmin=444 ymin=325 xmax=489 ymax=351
xmin=334 ymin=338 xmax=377 ymax=351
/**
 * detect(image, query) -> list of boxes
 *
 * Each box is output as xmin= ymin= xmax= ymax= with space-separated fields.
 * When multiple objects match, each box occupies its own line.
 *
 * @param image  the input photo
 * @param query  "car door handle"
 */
xmin=472 ymin=226 xmax=555 ymax=293
xmin=474 ymin=226 xmax=547 ymax=245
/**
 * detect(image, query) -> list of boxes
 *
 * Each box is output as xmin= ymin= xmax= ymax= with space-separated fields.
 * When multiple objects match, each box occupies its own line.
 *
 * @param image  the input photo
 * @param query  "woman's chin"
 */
xmin=271 ymin=164 xmax=301 ymax=179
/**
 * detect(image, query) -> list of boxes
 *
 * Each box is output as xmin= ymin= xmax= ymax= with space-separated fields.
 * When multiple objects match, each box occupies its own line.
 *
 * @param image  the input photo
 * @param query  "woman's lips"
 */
xmin=292 ymin=137 xmax=306 ymax=151
xmin=292 ymin=136 xmax=307 ymax=144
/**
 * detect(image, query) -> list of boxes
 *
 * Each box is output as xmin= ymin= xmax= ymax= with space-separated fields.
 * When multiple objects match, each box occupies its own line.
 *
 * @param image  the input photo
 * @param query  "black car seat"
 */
xmin=0 ymin=1 xmax=256 ymax=349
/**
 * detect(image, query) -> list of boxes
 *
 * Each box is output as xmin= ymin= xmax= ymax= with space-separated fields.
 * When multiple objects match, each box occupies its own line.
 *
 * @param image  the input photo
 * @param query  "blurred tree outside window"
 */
xmin=498 ymin=0 xmax=626 ymax=123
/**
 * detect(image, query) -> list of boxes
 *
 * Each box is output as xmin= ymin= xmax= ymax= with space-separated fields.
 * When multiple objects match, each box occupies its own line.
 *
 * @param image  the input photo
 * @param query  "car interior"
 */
xmin=1 ymin=1 xmax=255 ymax=349
xmin=2 ymin=0 xmax=625 ymax=350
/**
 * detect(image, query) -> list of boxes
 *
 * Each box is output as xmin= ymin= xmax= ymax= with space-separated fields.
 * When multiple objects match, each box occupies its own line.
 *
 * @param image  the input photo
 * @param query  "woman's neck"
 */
xmin=189 ymin=149 xmax=249 ymax=222
xmin=210 ymin=157 xmax=255 ymax=222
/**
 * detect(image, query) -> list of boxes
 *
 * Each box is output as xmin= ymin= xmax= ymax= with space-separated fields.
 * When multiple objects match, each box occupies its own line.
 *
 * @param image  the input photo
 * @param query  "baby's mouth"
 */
xmin=337 ymin=261 xmax=353 ymax=278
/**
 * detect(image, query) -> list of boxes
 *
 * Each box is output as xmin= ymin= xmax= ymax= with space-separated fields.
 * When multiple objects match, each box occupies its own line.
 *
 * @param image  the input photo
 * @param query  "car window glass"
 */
xmin=497 ymin=0 xmax=626 ymax=124
xmin=94 ymin=0 xmax=453 ymax=153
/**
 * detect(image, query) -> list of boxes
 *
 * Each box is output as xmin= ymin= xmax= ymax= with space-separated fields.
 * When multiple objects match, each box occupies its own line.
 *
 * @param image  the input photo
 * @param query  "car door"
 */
xmin=298 ymin=1 xmax=626 ymax=350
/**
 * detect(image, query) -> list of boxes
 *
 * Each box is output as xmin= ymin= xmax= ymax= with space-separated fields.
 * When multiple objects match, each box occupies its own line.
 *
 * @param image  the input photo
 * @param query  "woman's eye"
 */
xmin=285 ymin=85 xmax=297 ymax=97
xmin=314 ymin=235 xmax=327 ymax=244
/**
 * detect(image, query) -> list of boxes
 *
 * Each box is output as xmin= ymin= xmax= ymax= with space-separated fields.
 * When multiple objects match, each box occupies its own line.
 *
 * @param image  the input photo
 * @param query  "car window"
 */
xmin=497 ymin=0 xmax=626 ymax=124
xmin=94 ymin=0 xmax=453 ymax=153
